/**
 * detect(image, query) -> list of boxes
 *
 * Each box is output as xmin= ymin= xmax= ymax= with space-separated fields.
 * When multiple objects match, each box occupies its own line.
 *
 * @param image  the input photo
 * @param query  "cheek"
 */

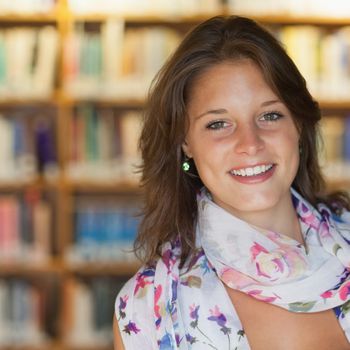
xmin=282 ymin=133 xmax=300 ymax=173
xmin=191 ymin=145 xmax=223 ymax=181
xmin=276 ymin=127 xmax=299 ymax=155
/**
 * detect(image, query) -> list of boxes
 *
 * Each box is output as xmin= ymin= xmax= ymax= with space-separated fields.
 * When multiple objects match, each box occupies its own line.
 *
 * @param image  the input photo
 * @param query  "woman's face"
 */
xmin=183 ymin=60 xmax=300 ymax=219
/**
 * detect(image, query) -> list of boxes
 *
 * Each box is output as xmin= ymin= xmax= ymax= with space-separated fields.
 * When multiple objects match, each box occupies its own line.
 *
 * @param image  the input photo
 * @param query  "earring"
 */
xmin=182 ymin=156 xmax=190 ymax=172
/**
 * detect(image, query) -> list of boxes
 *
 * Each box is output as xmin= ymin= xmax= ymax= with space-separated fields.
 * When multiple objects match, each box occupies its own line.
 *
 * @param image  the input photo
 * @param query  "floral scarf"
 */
xmin=115 ymin=188 xmax=350 ymax=349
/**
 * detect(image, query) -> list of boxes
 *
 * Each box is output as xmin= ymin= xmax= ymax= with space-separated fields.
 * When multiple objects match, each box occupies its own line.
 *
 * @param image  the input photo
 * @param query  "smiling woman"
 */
xmin=183 ymin=61 xmax=300 ymax=233
xmin=113 ymin=16 xmax=350 ymax=350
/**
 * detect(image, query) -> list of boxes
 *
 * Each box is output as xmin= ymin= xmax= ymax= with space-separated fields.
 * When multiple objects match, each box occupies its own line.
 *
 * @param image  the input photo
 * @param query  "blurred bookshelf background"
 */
xmin=0 ymin=0 xmax=350 ymax=349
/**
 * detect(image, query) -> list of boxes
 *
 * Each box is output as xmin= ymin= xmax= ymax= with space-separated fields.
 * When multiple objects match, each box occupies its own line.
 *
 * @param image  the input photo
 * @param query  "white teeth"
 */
xmin=246 ymin=168 xmax=253 ymax=176
xmin=231 ymin=164 xmax=273 ymax=177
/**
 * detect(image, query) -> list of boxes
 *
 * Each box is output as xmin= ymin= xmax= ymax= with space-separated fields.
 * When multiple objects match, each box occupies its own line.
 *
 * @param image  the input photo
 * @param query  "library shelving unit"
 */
xmin=1 ymin=0 xmax=350 ymax=349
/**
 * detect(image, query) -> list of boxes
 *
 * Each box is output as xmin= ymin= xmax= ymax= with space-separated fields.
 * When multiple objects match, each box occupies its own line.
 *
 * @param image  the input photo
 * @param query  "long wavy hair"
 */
xmin=134 ymin=15 xmax=350 ymax=265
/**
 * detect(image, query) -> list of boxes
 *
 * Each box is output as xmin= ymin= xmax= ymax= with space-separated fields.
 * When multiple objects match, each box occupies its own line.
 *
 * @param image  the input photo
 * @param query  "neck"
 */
xmin=229 ymin=194 xmax=304 ymax=244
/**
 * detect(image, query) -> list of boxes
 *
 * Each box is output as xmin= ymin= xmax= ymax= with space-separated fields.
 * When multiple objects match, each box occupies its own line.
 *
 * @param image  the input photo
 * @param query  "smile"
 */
xmin=230 ymin=164 xmax=274 ymax=177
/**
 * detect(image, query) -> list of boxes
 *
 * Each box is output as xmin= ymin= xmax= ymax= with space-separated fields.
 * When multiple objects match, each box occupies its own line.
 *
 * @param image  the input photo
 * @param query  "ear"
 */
xmin=182 ymin=140 xmax=193 ymax=158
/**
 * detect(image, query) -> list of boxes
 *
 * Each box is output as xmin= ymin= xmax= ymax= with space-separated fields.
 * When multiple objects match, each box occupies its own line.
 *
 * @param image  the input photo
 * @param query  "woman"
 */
xmin=114 ymin=16 xmax=350 ymax=349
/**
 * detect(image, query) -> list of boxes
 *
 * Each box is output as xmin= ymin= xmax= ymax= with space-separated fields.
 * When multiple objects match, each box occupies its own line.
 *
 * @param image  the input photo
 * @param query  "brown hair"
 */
xmin=135 ymin=15 xmax=350 ymax=265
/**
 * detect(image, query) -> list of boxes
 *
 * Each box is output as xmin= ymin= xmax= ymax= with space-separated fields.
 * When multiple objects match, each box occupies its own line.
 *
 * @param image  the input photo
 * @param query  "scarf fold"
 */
xmin=197 ymin=187 xmax=350 ymax=311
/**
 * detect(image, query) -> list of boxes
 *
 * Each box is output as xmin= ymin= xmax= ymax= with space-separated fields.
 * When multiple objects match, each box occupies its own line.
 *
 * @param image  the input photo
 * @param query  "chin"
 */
xmin=225 ymin=193 xmax=282 ymax=216
xmin=241 ymin=190 xmax=290 ymax=213
xmin=237 ymin=201 xmax=276 ymax=213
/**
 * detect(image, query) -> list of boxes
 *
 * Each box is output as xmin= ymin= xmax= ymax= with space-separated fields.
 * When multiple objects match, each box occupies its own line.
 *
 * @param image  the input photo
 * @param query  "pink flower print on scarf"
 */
xmin=250 ymin=241 xmax=308 ymax=283
xmin=221 ymin=267 xmax=257 ymax=289
xmin=251 ymin=242 xmax=289 ymax=281
xmin=339 ymin=281 xmax=350 ymax=301
xmin=247 ymin=289 xmax=281 ymax=302
xmin=321 ymin=290 xmax=333 ymax=299
xmin=297 ymin=200 xmax=320 ymax=231
xmin=134 ymin=267 xmax=155 ymax=296
xmin=155 ymin=284 xmax=163 ymax=329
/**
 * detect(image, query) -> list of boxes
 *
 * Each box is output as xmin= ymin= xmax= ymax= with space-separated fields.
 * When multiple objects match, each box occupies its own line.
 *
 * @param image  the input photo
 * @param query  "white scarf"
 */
xmin=116 ymin=188 xmax=350 ymax=349
xmin=198 ymin=188 xmax=350 ymax=310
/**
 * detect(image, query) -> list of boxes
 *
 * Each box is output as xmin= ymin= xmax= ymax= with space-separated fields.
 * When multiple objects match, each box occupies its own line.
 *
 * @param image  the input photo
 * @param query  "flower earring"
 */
xmin=182 ymin=156 xmax=190 ymax=172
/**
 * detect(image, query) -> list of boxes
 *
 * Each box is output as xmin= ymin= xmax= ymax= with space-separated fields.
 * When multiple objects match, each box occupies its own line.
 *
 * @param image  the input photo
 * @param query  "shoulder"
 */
xmin=115 ymin=262 xmax=157 ymax=321
xmin=114 ymin=263 xmax=158 ymax=349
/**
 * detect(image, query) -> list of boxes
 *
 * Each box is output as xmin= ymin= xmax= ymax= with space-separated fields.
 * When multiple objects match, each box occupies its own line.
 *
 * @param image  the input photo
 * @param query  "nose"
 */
xmin=234 ymin=123 xmax=264 ymax=155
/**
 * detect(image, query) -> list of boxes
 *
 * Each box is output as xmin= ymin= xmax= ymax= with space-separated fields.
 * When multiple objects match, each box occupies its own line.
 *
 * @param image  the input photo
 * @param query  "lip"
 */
xmin=229 ymin=164 xmax=276 ymax=184
xmin=229 ymin=162 xmax=275 ymax=172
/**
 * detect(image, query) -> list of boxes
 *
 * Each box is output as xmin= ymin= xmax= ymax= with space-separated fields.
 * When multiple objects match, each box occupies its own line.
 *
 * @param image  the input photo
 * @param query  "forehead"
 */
xmin=191 ymin=59 xmax=272 ymax=89
xmin=186 ymin=59 xmax=278 ymax=107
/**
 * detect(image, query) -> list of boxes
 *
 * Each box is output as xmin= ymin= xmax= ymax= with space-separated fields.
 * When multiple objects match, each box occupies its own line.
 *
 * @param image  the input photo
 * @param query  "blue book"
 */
xmin=34 ymin=118 xmax=56 ymax=173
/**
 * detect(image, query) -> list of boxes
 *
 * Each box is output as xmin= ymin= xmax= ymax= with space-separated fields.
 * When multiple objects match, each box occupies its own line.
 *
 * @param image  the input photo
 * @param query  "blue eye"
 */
xmin=260 ymin=112 xmax=283 ymax=121
xmin=206 ymin=120 xmax=228 ymax=130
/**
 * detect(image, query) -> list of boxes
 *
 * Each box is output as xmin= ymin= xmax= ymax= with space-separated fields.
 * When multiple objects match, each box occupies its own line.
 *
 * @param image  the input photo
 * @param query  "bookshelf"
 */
xmin=1 ymin=0 xmax=350 ymax=349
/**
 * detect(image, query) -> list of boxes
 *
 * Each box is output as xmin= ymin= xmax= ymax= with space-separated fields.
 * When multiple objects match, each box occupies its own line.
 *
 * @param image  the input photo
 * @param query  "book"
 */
xmin=0 ymin=115 xmax=15 ymax=181
xmin=100 ymin=19 xmax=125 ymax=96
xmin=32 ymin=26 xmax=59 ymax=98
xmin=319 ymin=116 xmax=347 ymax=180
xmin=119 ymin=111 xmax=142 ymax=179
xmin=67 ymin=0 xmax=222 ymax=16
xmin=0 ymin=0 xmax=56 ymax=14
xmin=63 ymin=25 xmax=180 ymax=100
xmin=4 ymin=28 xmax=36 ymax=97
xmin=33 ymin=198 xmax=52 ymax=262
xmin=0 ymin=26 xmax=58 ymax=98
xmin=63 ymin=276 xmax=126 ymax=347
xmin=66 ymin=197 xmax=139 ymax=263
xmin=279 ymin=25 xmax=321 ymax=96
xmin=0 ymin=191 xmax=52 ymax=263
xmin=65 ymin=279 xmax=95 ymax=346
xmin=227 ymin=0 xmax=350 ymax=17
xmin=0 ymin=280 xmax=46 ymax=346
xmin=67 ymin=106 xmax=141 ymax=181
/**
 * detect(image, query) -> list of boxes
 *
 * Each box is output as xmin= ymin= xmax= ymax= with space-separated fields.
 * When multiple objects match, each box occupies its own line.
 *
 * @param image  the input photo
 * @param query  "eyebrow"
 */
xmin=261 ymin=99 xmax=281 ymax=107
xmin=195 ymin=108 xmax=228 ymax=120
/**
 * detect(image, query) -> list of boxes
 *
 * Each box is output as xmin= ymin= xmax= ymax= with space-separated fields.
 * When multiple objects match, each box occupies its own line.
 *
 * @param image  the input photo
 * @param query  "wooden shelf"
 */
xmin=244 ymin=14 xmax=350 ymax=26
xmin=65 ymin=261 xmax=140 ymax=275
xmin=0 ymin=13 xmax=58 ymax=24
xmin=65 ymin=13 xmax=222 ymax=24
xmin=41 ymin=11 xmax=350 ymax=27
xmin=59 ymin=95 xmax=145 ymax=108
xmin=62 ymin=344 xmax=112 ymax=350
xmin=319 ymin=100 xmax=350 ymax=112
xmin=0 ymin=93 xmax=60 ymax=107
xmin=325 ymin=178 xmax=350 ymax=191
xmin=0 ymin=341 xmax=112 ymax=350
xmin=0 ymin=177 xmax=140 ymax=192
xmin=63 ymin=179 xmax=141 ymax=193
xmin=0 ymin=259 xmax=141 ymax=276
xmin=0 ymin=94 xmax=144 ymax=108
xmin=0 ymin=341 xmax=61 ymax=350
xmin=1 ymin=93 xmax=350 ymax=111
xmin=0 ymin=259 xmax=64 ymax=276
xmin=0 ymin=178 xmax=61 ymax=191
xmin=0 ymin=9 xmax=349 ymax=28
